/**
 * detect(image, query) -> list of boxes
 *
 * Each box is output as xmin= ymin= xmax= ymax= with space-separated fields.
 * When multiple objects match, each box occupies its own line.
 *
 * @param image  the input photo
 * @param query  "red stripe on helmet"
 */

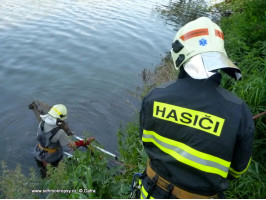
xmin=215 ymin=30 xmax=224 ymax=40
xmin=180 ymin=28 xmax=209 ymax=41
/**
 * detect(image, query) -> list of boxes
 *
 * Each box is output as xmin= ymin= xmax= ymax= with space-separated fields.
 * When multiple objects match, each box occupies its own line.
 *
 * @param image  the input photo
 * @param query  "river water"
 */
xmin=0 ymin=0 xmax=177 ymax=170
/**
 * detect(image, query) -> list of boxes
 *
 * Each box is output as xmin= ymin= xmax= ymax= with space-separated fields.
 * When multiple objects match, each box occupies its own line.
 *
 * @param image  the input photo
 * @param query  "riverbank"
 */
xmin=1 ymin=0 xmax=265 ymax=198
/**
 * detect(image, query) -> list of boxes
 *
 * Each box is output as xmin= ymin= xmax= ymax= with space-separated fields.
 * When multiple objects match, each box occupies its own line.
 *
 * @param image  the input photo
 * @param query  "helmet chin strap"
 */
xmin=184 ymin=54 xmax=216 ymax=79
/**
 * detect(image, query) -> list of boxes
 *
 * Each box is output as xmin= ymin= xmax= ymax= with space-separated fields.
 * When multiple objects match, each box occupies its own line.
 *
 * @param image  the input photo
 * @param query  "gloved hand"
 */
xmin=75 ymin=137 xmax=95 ymax=147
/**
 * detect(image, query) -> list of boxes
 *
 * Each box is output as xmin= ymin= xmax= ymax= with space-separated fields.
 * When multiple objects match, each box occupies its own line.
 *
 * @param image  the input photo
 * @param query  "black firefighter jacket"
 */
xmin=139 ymin=73 xmax=254 ymax=196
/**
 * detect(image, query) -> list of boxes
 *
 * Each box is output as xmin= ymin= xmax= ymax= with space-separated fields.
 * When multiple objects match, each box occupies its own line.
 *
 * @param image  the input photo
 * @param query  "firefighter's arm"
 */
xmin=139 ymin=97 xmax=146 ymax=138
xmin=140 ymin=94 xmax=152 ymax=139
xmin=229 ymin=104 xmax=255 ymax=179
xmin=54 ymin=129 xmax=93 ymax=149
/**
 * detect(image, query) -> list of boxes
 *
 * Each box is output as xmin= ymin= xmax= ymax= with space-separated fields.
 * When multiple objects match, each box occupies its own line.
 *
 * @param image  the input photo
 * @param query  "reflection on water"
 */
xmin=154 ymin=0 xmax=220 ymax=30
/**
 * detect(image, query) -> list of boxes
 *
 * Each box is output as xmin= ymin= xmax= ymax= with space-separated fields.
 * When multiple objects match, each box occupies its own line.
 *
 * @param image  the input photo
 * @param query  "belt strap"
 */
xmin=146 ymin=161 xmax=218 ymax=199
xmin=38 ymin=143 xmax=58 ymax=154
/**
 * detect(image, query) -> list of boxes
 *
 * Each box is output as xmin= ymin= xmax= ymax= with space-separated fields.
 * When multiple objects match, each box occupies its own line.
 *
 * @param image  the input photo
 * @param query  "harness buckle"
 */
xmin=146 ymin=174 xmax=159 ymax=199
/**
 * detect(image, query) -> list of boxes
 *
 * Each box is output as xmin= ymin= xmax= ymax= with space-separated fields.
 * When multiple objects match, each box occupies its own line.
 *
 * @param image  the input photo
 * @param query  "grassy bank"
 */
xmin=1 ymin=0 xmax=265 ymax=198
xmin=216 ymin=0 xmax=266 ymax=198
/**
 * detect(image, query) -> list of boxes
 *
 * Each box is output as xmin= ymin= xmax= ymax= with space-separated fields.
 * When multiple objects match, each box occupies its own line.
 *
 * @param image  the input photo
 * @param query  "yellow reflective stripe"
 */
xmin=162 ymin=133 xmax=229 ymax=167
xmin=52 ymin=107 xmax=62 ymax=116
xmin=229 ymin=157 xmax=251 ymax=178
xmin=143 ymin=129 xmax=230 ymax=167
xmin=153 ymin=101 xmax=225 ymax=136
xmin=142 ymin=130 xmax=230 ymax=178
xmin=229 ymin=172 xmax=240 ymax=178
xmin=141 ymin=185 xmax=154 ymax=199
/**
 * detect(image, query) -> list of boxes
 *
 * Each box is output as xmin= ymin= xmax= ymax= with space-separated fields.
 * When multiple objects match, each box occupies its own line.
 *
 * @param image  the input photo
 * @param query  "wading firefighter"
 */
xmin=34 ymin=104 xmax=94 ymax=167
xmin=139 ymin=17 xmax=254 ymax=198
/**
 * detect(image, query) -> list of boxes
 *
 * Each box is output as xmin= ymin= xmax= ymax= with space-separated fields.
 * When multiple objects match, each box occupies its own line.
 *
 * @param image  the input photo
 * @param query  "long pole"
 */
xmin=63 ymin=135 xmax=118 ymax=160
xmin=253 ymin=111 xmax=266 ymax=120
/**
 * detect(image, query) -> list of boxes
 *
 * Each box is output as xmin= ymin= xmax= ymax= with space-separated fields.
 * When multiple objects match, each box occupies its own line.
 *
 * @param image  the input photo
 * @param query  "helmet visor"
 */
xmin=201 ymin=52 xmax=241 ymax=80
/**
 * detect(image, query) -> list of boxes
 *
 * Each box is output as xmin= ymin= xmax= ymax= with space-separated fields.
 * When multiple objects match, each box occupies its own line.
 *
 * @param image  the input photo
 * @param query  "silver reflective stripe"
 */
xmin=142 ymin=131 xmax=229 ymax=175
xmin=141 ymin=189 xmax=146 ymax=199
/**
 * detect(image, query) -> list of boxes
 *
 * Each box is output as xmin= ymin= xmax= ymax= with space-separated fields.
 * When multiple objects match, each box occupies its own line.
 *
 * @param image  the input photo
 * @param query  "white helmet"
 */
xmin=171 ymin=17 xmax=241 ymax=80
xmin=48 ymin=104 xmax=68 ymax=120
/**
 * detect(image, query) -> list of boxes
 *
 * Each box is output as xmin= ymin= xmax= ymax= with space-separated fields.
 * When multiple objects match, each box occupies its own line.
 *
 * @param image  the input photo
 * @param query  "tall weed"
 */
xmin=0 ymin=161 xmax=39 ymax=198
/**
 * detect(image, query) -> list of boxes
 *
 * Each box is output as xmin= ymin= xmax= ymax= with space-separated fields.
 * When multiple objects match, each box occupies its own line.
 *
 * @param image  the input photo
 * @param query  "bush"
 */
xmin=217 ymin=1 xmax=266 ymax=198
xmin=42 ymin=142 xmax=127 ymax=199
xmin=0 ymin=161 xmax=39 ymax=199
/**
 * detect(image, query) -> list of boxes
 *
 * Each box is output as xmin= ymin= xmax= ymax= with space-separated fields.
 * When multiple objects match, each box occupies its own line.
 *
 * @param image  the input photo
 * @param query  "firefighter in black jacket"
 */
xmin=139 ymin=17 xmax=254 ymax=199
